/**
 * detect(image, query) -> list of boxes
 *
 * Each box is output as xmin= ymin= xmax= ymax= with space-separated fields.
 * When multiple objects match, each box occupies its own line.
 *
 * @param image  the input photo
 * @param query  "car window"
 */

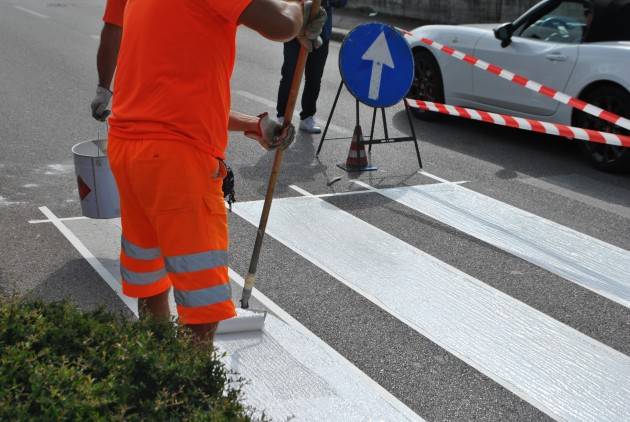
xmin=517 ymin=1 xmax=592 ymax=44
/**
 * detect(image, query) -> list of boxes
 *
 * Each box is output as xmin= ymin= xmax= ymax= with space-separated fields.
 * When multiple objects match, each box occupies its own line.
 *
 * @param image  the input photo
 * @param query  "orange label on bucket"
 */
xmin=77 ymin=176 xmax=92 ymax=200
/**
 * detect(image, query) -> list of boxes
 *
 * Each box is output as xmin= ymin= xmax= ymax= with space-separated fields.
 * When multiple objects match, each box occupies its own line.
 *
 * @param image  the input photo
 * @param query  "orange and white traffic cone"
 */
xmin=337 ymin=125 xmax=377 ymax=172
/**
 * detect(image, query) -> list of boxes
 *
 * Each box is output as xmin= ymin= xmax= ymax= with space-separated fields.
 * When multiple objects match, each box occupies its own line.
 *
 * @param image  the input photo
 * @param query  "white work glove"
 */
xmin=245 ymin=113 xmax=296 ymax=151
xmin=298 ymin=36 xmax=323 ymax=52
xmin=90 ymin=86 xmax=112 ymax=121
xmin=297 ymin=1 xmax=327 ymax=52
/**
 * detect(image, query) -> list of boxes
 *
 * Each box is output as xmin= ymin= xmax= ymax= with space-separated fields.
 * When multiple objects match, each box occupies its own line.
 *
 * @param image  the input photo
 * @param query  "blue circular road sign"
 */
xmin=339 ymin=23 xmax=414 ymax=108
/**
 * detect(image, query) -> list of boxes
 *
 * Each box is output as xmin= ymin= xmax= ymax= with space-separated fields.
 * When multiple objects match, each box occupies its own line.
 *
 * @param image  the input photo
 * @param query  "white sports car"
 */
xmin=405 ymin=0 xmax=630 ymax=171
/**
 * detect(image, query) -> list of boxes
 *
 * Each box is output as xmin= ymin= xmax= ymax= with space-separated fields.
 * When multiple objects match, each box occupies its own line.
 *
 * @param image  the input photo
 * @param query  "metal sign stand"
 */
xmin=316 ymin=80 xmax=423 ymax=169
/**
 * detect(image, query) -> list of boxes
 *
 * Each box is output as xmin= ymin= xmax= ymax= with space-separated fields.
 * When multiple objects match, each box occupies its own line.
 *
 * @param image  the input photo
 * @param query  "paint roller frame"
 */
xmin=218 ymin=0 xmax=322 ymax=335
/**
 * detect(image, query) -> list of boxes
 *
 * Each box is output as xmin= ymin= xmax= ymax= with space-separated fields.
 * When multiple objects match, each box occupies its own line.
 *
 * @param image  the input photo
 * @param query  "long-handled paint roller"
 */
xmin=216 ymin=0 xmax=322 ymax=335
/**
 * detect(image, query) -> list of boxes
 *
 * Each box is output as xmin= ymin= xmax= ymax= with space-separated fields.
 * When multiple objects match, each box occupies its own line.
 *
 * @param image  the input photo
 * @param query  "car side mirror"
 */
xmin=494 ymin=23 xmax=514 ymax=48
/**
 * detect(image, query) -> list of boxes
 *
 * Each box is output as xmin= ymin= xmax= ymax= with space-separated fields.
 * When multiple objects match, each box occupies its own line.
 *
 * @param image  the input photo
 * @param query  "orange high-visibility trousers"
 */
xmin=108 ymin=136 xmax=236 ymax=325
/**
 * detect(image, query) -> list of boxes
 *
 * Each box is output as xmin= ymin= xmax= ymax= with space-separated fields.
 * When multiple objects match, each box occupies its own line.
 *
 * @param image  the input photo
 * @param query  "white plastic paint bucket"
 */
xmin=71 ymin=139 xmax=120 ymax=219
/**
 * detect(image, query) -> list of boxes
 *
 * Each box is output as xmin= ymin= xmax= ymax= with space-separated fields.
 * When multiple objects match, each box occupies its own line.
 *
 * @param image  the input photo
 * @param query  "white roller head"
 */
xmin=216 ymin=309 xmax=266 ymax=334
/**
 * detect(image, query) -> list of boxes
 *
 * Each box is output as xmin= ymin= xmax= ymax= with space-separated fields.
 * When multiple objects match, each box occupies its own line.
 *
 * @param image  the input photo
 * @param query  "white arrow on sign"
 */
xmin=361 ymin=31 xmax=395 ymax=101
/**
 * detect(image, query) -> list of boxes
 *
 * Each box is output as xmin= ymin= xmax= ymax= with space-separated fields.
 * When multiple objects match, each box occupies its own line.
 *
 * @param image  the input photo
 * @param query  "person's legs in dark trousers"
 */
xmin=300 ymin=39 xmax=329 ymax=120
xmin=276 ymin=39 xmax=330 ymax=125
xmin=276 ymin=39 xmax=300 ymax=119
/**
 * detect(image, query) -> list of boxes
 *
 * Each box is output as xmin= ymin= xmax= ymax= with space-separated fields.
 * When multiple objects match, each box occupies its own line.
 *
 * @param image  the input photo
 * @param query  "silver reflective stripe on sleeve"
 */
xmin=121 ymin=267 xmax=167 ymax=285
xmin=174 ymin=284 xmax=231 ymax=308
xmin=121 ymin=236 xmax=161 ymax=260
xmin=165 ymin=250 xmax=228 ymax=273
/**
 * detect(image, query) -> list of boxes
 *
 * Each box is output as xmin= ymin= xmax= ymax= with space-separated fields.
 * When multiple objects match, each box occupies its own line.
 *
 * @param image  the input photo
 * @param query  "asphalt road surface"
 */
xmin=1 ymin=1 xmax=630 ymax=421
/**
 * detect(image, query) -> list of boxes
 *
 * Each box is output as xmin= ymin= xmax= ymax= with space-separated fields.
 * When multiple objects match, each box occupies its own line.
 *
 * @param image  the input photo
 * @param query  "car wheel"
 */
xmin=407 ymin=49 xmax=444 ymax=121
xmin=575 ymin=85 xmax=630 ymax=173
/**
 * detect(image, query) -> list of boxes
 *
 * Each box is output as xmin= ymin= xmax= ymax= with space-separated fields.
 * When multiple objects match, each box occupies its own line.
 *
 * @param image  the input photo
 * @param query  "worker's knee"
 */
xmin=187 ymin=322 xmax=219 ymax=344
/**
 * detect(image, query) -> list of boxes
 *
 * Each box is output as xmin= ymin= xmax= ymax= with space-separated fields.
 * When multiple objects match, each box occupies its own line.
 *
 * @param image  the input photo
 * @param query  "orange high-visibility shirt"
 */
xmin=102 ymin=0 xmax=126 ymax=27
xmin=109 ymin=0 xmax=252 ymax=159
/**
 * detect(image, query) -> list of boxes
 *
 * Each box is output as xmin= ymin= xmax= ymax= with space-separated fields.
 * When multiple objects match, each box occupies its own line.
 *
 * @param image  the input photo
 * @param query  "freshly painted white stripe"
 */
xmin=513 ymin=117 xmax=532 ymax=131
xmin=518 ymin=174 xmax=630 ymax=220
xmin=29 ymin=216 xmax=88 ymax=224
xmin=353 ymin=180 xmax=630 ymax=309
xmin=234 ymin=90 xmax=350 ymax=135
xmin=47 ymin=212 xmax=420 ymax=421
xmin=489 ymin=112 xmax=506 ymax=126
xmin=525 ymin=80 xmax=542 ymax=92
xmin=13 ymin=5 xmax=49 ymax=19
xmin=233 ymin=189 xmax=630 ymax=421
xmin=553 ymin=92 xmax=571 ymax=104
xmin=540 ymin=121 xmax=560 ymax=136
xmin=226 ymin=269 xmax=423 ymax=421
xmin=38 ymin=207 xmax=138 ymax=316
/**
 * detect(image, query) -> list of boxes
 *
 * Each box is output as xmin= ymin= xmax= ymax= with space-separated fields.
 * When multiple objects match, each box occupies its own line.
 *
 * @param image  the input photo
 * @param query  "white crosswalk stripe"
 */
xmin=37 ymin=176 xmax=630 ymax=421
xmin=233 ymin=188 xmax=630 ymax=422
xmin=352 ymin=180 xmax=630 ymax=308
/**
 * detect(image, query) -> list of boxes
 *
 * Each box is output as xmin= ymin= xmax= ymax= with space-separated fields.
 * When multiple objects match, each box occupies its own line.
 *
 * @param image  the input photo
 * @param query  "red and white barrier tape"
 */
xmin=401 ymin=30 xmax=630 ymax=132
xmin=407 ymin=99 xmax=630 ymax=148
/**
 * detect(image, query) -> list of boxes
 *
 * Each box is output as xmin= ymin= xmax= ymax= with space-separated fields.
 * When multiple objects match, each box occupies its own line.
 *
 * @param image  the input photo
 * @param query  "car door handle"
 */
xmin=546 ymin=53 xmax=568 ymax=62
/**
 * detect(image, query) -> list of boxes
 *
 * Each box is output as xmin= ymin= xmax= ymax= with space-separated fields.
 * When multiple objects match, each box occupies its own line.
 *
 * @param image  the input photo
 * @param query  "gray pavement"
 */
xmin=1 ymin=1 xmax=630 ymax=421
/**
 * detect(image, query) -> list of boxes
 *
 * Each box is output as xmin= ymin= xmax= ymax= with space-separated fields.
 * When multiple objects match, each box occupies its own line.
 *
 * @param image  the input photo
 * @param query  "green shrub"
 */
xmin=0 ymin=300 xmax=259 ymax=421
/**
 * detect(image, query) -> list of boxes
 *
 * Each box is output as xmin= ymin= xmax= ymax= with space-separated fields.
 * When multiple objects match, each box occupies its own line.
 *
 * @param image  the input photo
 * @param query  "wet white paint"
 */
xmin=234 ymin=194 xmax=630 ymax=421
xmin=217 ymin=315 xmax=421 ymax=421
xmin=355 ymin=181 xmax=630 ymax=308
xmin=52 ymin=213 xmax=420 ymax=421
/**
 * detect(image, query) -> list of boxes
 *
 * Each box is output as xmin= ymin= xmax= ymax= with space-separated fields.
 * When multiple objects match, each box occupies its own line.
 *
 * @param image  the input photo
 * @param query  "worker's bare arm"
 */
xmin=96 ymin=23 xmax=122 ymax=90
xmin=238 ymin=0 xmax=302 ymax=42
xmin=228 ymin=110 xmax=260 ymax=133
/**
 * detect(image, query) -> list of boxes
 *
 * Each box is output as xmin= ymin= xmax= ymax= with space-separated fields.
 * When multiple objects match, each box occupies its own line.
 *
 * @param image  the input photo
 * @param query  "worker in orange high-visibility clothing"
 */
xmin=104 ymin=0 xmax=326 ymax=344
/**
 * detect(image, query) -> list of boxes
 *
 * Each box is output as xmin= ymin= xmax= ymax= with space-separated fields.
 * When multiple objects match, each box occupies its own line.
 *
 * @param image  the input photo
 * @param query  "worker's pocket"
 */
xmin=203 ymin=193 xmax=226 ymax=215
xmin=203 ymin=192 xmax=228 ymax=251
xmin=132 ymin=155 xmax=194 ymax=215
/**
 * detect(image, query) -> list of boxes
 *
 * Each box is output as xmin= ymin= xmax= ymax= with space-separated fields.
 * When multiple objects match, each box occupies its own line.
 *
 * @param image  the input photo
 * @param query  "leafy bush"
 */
xmin=0 ymin=300 xmax=258 ymax=421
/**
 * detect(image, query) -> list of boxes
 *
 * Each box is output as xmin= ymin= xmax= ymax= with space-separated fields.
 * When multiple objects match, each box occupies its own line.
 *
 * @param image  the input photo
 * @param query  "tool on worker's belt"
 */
xmin=239 ymin=0 xmax=322 ymax=311
xmin=220 ymin=160 xmax=236 ymax=212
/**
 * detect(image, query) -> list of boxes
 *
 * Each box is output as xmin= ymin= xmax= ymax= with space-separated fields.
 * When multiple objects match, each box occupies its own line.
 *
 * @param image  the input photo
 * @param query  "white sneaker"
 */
xmin=299 ymin=116 xmax=321 ymax=134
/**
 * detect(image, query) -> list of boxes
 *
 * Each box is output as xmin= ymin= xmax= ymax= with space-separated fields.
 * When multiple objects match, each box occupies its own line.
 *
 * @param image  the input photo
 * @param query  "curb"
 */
xmin=330 ymin=27 xmax=350 ymax=43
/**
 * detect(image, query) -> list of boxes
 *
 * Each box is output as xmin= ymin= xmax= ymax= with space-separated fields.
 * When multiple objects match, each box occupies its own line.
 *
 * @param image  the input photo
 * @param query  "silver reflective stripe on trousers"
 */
xmin=165 ymin=250 xmax=228 ymax=273
xmin=174 ymin=284 xmax=231 ymax=308
xmin=121 ymin=236 xmax=161 ymax=260
xmin=121 ymin=267 xmax=167 ymax=285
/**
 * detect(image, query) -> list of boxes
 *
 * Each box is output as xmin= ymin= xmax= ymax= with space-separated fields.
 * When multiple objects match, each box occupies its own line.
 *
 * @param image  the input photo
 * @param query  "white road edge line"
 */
xmin=38 ymin=206 xmax=419 ymax=420
xmin=227 ymin=268 xmax=422 ymax=421
xmin=29 ymin=216 xmax=88 ymax=224
xmin=13 ymin=5 xmax=49 ymax=19
xmin=38 ymin=206 xmax=139 ymax=316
